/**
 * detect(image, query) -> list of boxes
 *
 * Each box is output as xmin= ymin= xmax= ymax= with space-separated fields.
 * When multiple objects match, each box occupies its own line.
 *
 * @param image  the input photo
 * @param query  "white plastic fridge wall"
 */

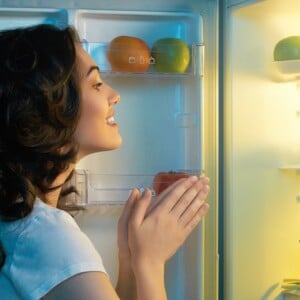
xmin=0 ymin=6 xmax=205 ymax=300
xmin=73 ymin=9 xmax=203 ymax=204
xmin=72 ymin=9 xmax=204 ymax=300
xmin=74 ymin=11 xmax=202 ymax=175
xmin=225 ymin=0 xmax=300 ymax=299
xmin=71 ymin=9 xmax=204 ymax=300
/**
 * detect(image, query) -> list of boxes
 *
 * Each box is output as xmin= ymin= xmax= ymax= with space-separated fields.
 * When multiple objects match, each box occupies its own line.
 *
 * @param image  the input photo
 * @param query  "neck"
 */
xmin=41 ymin=164 xmax=75 ymax=208
xmin=47 ymin=183 xmax=65 ymax=191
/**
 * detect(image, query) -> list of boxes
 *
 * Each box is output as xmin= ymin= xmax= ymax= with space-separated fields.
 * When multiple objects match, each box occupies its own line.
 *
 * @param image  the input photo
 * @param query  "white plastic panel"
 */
xmin=75 ymin=10 xmax=204 ymax=204
xmin=0 ymin=8 xmax=68 ymax=29
xmin=74 ymin=10 xmax=201 ymax=42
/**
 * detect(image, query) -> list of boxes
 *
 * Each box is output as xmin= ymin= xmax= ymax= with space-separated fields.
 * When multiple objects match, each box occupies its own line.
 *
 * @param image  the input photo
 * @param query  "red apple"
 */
xmin=153 ymin=171 xmax=190 ymax=195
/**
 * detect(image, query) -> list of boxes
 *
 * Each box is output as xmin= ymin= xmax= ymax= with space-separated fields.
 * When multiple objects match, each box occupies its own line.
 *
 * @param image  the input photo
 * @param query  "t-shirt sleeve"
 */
xmin=9 ymin=209 xmax=107 ymax=300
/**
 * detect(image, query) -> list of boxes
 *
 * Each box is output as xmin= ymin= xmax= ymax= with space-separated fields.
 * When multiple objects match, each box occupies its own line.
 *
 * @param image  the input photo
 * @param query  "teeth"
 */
xmin=106 ymin=116 xmax=116 ymax=125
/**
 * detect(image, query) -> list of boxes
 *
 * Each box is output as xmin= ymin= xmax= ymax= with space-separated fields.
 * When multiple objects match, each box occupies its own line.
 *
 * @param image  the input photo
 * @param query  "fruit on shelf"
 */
xmin=274 ymin=36 xmax=300 ymax=61
xmin=106 ymin=35 xmax=151 ymax=72
xmin=151 ymin=38 xmax=190 ymax=73
xmin=152 ymin=171 xmax=190 ymax=195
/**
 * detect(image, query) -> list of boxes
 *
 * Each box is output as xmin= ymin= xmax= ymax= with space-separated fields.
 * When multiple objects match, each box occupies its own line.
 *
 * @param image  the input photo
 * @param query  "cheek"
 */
xmin=76 ymin=94 xmax=107 ymax=137
xmin=84 ymin=92 xmax=106 ymax=115
xmin=84 ymin=90 xmax=108 ymax=119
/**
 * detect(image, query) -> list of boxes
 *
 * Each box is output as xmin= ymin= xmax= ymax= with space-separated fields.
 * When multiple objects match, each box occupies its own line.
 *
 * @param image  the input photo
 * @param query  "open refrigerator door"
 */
xmin=223 ymin=0 xmax=300 ymax=299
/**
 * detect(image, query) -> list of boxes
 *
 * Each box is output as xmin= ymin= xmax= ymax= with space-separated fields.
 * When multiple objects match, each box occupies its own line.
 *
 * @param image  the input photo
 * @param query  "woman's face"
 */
xmin=74 ymin=45 xmax=122 ymax=160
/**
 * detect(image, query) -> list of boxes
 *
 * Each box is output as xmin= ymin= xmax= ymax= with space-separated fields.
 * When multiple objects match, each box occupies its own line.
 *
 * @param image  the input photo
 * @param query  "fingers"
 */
xmin=128 ymin=188 xmax=152 ymax=227
xmin=171 ymin=177 xmax=209 ymax=218
xmin=183 ymin=202 xmax=210 ymax=236
xmin=117 ymin=189 xmax=140 ymax=252
xmin=157 ymin=176 xmax=199 ymax=212
xmin=118 ymin=188 xmax=140 ymax=230
xmin=177 ymin=182 xmax=210 ymax=227
xmin=127 ymin=176 xmax=210 ymax=232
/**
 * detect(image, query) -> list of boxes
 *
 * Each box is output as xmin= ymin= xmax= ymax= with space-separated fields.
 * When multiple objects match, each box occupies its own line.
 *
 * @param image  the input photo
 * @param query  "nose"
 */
xmin=108 ymin=85 xmax=120 ymax=105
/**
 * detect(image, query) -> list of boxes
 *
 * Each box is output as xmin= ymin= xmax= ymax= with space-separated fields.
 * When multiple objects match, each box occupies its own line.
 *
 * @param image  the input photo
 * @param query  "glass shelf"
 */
xmin=59 ymin=169 xmax=202 ymax=209
xmin=279 ymin=165 xmax=300 ymax=170
xmin=82 ymin=42 xmax=204 ymax=77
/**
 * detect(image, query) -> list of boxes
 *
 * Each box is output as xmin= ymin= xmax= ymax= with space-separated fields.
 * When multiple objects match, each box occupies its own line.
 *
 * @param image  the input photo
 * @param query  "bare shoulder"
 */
xmin=42 ymin=271 xmax=120 ymax=300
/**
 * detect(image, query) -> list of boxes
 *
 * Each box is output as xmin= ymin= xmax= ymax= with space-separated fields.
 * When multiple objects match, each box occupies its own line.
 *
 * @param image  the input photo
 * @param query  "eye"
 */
xmin=93 ymin=82 xmax=103 ymax=91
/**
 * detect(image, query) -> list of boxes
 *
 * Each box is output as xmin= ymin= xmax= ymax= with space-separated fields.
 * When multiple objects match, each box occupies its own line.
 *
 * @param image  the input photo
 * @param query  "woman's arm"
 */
xmin=42 ymin=271 xmax=120 ymax=300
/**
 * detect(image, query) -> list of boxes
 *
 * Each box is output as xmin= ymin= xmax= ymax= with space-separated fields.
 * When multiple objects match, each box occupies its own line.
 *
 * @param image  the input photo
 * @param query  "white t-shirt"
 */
xmin=0 ymin=198 xmax=107 ymax=300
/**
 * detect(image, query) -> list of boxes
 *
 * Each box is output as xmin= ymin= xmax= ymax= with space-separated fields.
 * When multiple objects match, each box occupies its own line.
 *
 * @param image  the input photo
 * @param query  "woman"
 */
xmin=0 ymin=24 xmax=210 ymax=300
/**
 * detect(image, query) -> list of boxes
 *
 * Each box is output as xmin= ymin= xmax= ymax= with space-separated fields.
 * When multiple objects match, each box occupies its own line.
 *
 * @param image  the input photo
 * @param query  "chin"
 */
xmin=78 ymin=137 xmax=123 ymax=158
xmin=110 ymin=135 xmax=123 ymax=150
xmin=105 ymin=139 xmax=123 ymax=151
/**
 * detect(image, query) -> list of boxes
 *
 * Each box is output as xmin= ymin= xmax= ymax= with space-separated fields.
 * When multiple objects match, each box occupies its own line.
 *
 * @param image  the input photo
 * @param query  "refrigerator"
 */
xmin=223 ymin=0 xmax=300 ymax=299
xmin=2 ymin=0 xmax=300 ymax=299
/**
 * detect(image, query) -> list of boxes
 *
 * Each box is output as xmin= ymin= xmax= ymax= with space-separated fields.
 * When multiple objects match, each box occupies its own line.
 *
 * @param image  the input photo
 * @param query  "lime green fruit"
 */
xmin=274 ymin=36 xmax=300 ymax=61
xmin=151 ymin=38 xmax=190 ymax=73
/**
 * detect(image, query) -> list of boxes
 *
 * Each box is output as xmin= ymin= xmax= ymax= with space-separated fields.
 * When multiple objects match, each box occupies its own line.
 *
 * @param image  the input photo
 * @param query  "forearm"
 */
xmin=116 ymin=254 xmax=136 ymax=300
xmin=132 ymin=259 xmax=167 ymax=300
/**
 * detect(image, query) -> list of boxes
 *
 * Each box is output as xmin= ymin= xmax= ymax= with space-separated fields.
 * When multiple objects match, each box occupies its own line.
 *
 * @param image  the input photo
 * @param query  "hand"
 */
xmin=127 ymin=176 xmax=210 ymax=268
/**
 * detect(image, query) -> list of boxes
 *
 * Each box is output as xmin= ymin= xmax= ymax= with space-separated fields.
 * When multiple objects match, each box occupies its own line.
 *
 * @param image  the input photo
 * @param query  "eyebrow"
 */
xmin=86 ymin=65 xmax=100 ymax=77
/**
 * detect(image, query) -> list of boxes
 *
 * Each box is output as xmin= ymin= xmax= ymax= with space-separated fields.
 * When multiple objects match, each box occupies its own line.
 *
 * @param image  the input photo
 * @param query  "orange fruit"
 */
xmin=107 ymin=36 xmax=151 ymax=72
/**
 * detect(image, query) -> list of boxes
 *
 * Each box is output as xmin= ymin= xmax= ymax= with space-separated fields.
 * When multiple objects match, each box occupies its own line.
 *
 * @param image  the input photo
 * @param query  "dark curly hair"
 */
xmin=0 ymin=24 xmax=81 ymax=221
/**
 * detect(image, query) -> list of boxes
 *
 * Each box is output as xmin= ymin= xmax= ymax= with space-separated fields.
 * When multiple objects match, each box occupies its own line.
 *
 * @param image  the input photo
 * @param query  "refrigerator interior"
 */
xmin=0 ymin=2 xmax=220 ymax=299
xmin=73 ymin=9 xmax=205 ymax=300
xmin=224 ymin=0 xmax=300 ymax=299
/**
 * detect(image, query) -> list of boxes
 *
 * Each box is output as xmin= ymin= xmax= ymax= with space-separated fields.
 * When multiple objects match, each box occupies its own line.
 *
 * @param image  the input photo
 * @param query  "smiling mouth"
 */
xmin=106 ymin=116 xmax=117 ymax=125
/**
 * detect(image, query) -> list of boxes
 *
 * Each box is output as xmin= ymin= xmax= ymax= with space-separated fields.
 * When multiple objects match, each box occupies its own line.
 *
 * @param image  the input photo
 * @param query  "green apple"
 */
xmin=274 ymin=36 xmax=300 ymax=61
xmin=151 ymin=38 xmax=190 ymax=73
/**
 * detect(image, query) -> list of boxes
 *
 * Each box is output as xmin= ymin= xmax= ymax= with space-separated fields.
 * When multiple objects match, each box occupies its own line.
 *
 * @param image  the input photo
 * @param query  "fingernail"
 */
xmin=200 ymin=176 xmax=210 ymax=184
xmin=203 ymin=185 xmax=210 ymax=193
xmin=203 ymin=203 xmax=210 ymax=211
xmin=190 ymin=175 xmax=198 ymax=182
xmin=141 ymin=187 xmax=153 ymax=197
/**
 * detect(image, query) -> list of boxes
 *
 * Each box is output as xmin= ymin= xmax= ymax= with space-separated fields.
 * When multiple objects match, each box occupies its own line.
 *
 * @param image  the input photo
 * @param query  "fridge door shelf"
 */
xmin=59 ymin=169 xmax=202 ymax=208
xmin=82 ymin=41 xmax=203 ymax=77
xmin=274 ymin=60 xmax=300 ymax=73
xmin=279 ymin=165 xmax=300 ymax=171
xmin=273 ymin=60 xmax=300 ymax=81
xmin=74 ymin=9 xmax=203 ymax=77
